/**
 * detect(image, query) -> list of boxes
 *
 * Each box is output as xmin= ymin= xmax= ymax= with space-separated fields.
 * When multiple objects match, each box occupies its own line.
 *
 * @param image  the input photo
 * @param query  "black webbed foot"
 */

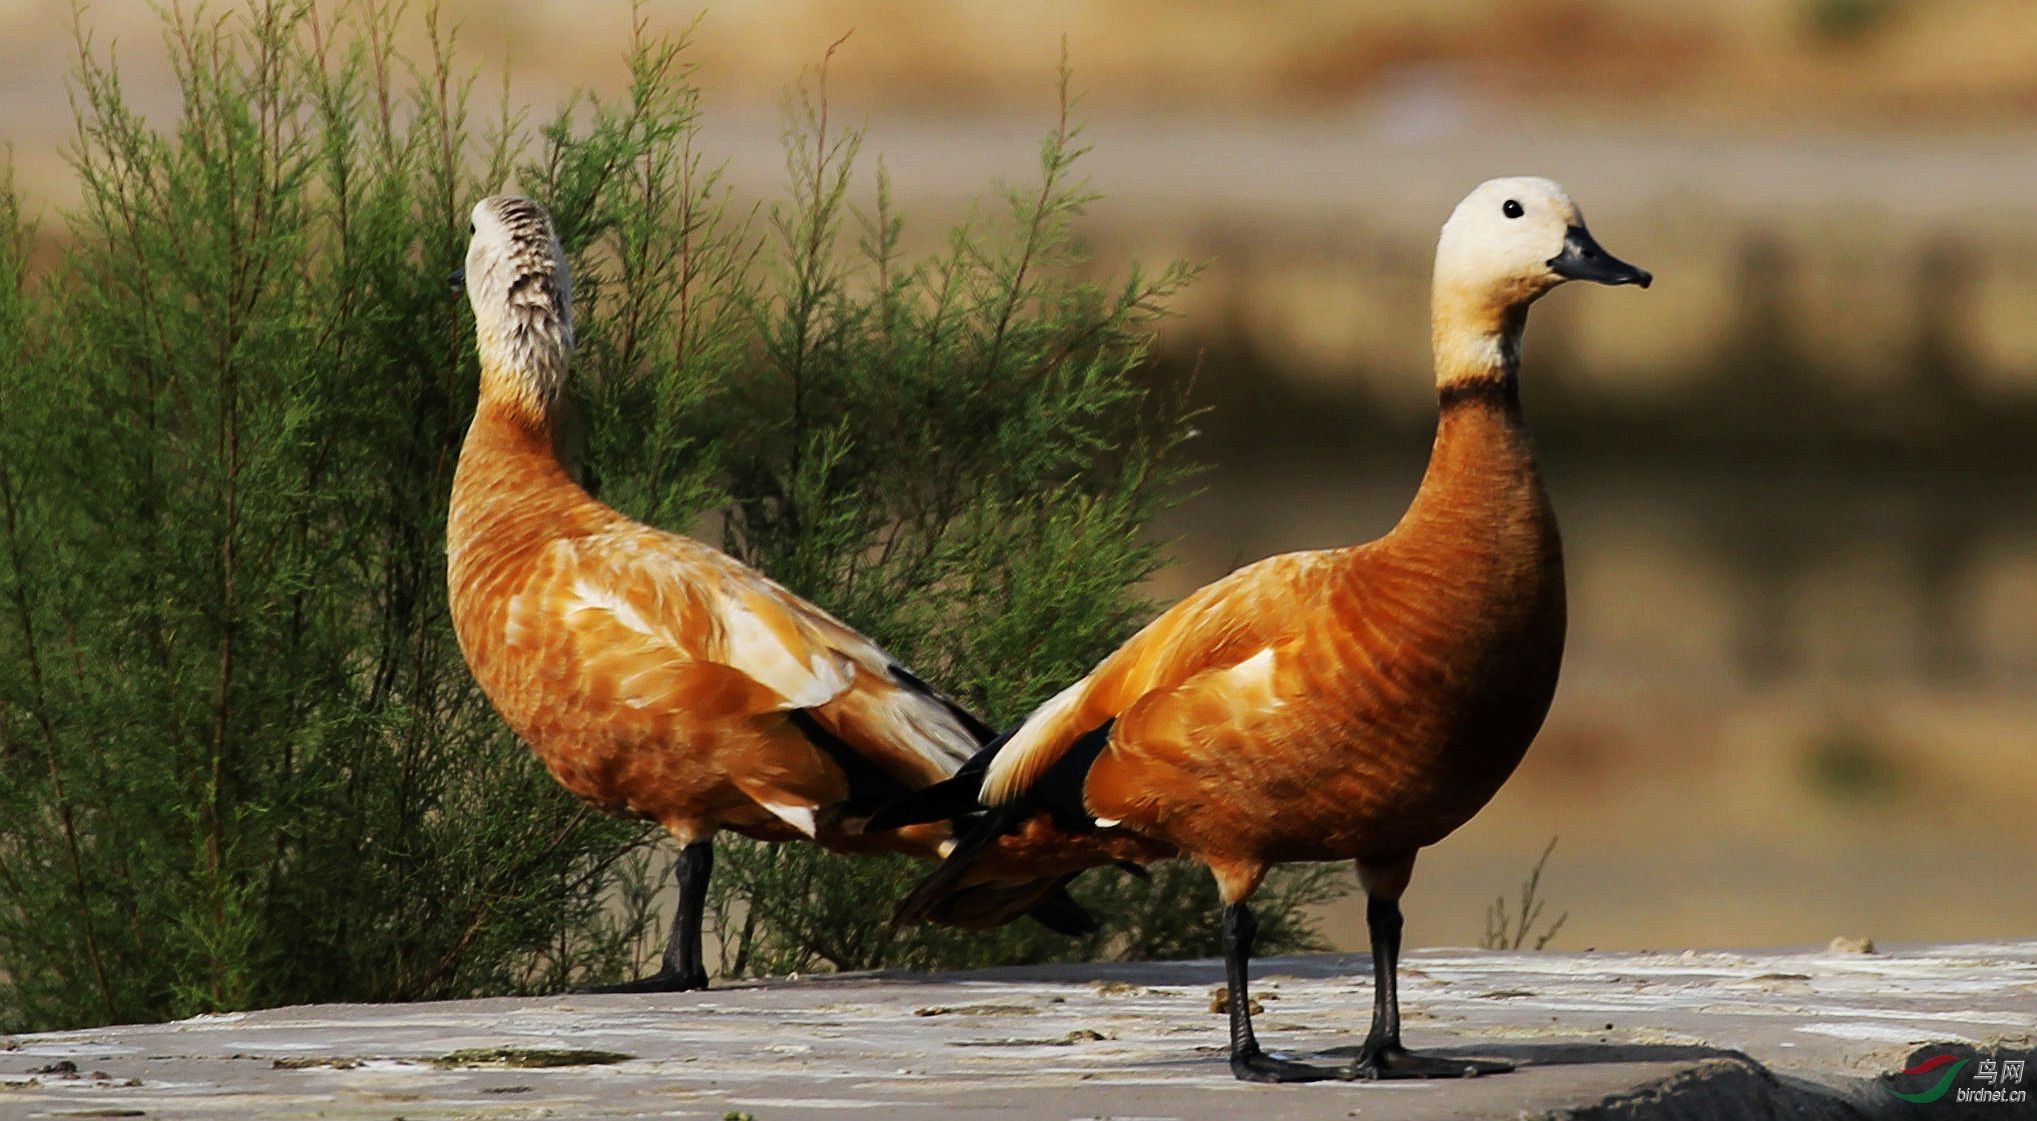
xmin=1230 ymin=1043 xmax=1350 ymax=1084
xmin=1346 ymin=1040 xmax=1511 ymax=1080
xmin=577 ymin=967 xmax=709 ymax=995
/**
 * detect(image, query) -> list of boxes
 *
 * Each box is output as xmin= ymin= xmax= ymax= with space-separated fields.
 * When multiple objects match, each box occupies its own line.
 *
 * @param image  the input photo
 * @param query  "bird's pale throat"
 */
xmin=1431 ymin=300 xmax=1527 ymax=405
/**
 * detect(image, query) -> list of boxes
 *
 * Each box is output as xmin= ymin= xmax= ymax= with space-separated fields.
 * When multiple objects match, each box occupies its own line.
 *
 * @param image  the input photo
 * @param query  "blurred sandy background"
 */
xmin=4 ymin=0 xmax=2034 ymax=953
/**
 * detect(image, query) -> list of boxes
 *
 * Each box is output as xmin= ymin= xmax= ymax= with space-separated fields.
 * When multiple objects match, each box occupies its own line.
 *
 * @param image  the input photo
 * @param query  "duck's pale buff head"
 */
xmin=1436 ymin=176 xmax=1650 ymax=307
xmin=1431 ymin=177 xmax=1648 ymax=386
xmin=456 ymin=195 xmax=573 ymax=413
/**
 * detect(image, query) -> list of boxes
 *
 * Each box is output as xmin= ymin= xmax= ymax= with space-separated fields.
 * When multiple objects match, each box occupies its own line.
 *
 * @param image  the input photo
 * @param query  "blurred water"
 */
xmin=1146 ymin=319 xmax=2037 ymax=951
xmin=822 ymin=105 xmax=2037 ymax=952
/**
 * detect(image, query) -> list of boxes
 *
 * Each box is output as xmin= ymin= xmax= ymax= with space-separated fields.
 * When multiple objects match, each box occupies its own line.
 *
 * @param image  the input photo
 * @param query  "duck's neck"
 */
xmin=450 ymin=356 xmax=595 ymax=554
xmin=1395 ymin=293 xmax=1552 ymax=554
xmin=477 ymin=343 xmax=568 ymax=426
xmin=1429 ymin=285 xmax=1527 ymax=402
xmin=463 ymin=375 xmax=563 ymax=463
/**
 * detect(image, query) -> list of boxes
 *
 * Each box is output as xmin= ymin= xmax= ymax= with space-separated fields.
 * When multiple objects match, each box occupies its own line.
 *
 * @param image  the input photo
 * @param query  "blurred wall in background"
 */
xmin=5 ymin=0 xmax=2033 ymax=950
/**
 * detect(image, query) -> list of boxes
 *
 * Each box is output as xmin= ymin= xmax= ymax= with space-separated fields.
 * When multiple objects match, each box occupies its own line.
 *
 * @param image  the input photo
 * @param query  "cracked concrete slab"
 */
xmin=3 ymin=940 xmax=2032 ymax=1120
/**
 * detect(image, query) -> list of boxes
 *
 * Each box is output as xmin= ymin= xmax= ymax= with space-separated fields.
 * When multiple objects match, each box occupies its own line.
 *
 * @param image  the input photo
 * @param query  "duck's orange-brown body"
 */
xmin=448 ymin=396 xmax=962 ymax=856
xmin=962 ymin=382 xmax=1562 ymax=899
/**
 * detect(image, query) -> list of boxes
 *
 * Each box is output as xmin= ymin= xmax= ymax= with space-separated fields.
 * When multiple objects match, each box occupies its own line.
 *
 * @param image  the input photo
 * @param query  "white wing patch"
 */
xmin=979 ymin=647 xmax=1282 ymax=807
xmin=1227 ymin=647 xmax=1280 ymax=703
xmin=564 ymin=575 xmax=655 ymax=635
xmin=758 ymin=801 xmax=820 ymax=838
xmin=1197 ymin=645 xmax=1285 ymax=719
xmin=609 ymin=661 xmax=671 ymax=710
xmin=503 ymin=595 xmax=535 ymax=651
xmin=720 ymin=600 xmax=854 ymax=710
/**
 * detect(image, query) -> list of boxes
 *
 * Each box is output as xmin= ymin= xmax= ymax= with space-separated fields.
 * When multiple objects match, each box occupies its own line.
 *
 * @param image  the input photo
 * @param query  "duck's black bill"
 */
xmin=1548 ymin=226 xmax=1651 ymax=288
xmin=446 ymin=266 xmax=466 ymax=292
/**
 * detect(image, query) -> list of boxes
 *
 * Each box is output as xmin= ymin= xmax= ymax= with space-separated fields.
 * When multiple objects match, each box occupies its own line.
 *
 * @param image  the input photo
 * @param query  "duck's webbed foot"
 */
xmin=1221 ymin=900 xmax=1350 ymax=1083
xmin=577 ymin=967 xmax=709 ymax=995
xmin=1346 ymin=1040 xmax=1511 ymax=1080
xmin=1230 ymin=1043 xmax=1351 ymax=1084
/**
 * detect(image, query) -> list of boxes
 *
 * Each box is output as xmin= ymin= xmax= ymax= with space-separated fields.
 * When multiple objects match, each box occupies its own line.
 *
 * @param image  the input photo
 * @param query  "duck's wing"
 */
xmin=707 ymin=555 xmax=991 ymax=790
xmin=887 ymin=549 xmax=1349 ymax=928
xmin=542 ymin=528 xmax=984 ymax=796
xmin=976 ymin=549 xmax=1337 ymax=807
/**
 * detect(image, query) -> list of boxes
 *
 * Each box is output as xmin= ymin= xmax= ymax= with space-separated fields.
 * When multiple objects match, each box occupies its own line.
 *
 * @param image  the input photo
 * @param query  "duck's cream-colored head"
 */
xmin=455 ymin=195 xmax=573 ymax=415
xmin=1431 ymin=177 xmax=1648 ymax=388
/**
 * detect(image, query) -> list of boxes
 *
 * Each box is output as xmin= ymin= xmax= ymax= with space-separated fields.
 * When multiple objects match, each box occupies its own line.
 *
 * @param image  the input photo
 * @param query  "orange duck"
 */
xmin=447 ymin=196 xmax=1084 ymax=993
xmin=875 ymin=177 xmax=1650 ymax=1081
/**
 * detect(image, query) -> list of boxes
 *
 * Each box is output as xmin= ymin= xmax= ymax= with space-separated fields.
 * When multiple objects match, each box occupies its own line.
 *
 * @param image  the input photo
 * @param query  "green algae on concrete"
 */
xmin=430 ymin=1046 xmax=633 ymax=1068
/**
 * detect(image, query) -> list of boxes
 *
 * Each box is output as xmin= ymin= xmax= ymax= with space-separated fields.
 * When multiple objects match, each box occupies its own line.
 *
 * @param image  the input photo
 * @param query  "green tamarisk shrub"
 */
xmin=0 ymin=2 xmax=1341 ymax=1032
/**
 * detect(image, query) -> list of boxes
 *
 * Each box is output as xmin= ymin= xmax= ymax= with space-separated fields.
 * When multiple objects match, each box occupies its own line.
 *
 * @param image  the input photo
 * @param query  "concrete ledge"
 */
xmin=3 ymin=940 xmax=2032 ymax=1119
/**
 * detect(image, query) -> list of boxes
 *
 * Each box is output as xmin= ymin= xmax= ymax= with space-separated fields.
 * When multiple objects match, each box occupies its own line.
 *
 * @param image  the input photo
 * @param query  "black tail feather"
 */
xmin=1033 ymin=718 xmax=1115 ymax=832
xmin=786 ymin=708 xmax=913 ymax=817
xmin=1024 ymin=879 xmax=1098 ymax=936
xmin=863 ymin=771 xmax=984 ymax=833
xmin=891 ymin=804 xmax=1022 ymax=930
xmin=864 ymin=716 xmax=1021 ymax=833
xmin=890 ymin=715 xmax=1121 ymax=929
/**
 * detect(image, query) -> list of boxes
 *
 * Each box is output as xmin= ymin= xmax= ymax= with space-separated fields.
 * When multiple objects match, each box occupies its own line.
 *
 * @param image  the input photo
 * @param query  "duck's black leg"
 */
xmin=1347 ymin=893 xmax=1511 ymax=1079
xmin=1224 ymin=902 xmax=1343 ymax=1083
xmin=668 ymin=840 xmax=715 ymax=989
xmin=583 ymin=840 xmax=713 ymax=993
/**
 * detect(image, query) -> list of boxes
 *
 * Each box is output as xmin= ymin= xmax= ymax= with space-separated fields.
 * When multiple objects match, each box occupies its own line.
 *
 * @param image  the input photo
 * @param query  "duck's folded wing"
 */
xmin=538 ymin=531 xmax=850 ymax=708
xmin=977 ymin=550 xmax=1333 ymax=806
xmin=714 ymin=562 xmax=988 ymax=784
xmin=557 ymin=529 xmax=982 ymax=790
xmin=501 ymin=535 xmax=844 ymax=834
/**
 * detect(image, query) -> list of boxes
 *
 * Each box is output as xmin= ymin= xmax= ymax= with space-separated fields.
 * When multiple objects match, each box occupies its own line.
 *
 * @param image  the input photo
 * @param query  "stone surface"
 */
xmin=3 ymin=941 xmax=2033 ymax=1120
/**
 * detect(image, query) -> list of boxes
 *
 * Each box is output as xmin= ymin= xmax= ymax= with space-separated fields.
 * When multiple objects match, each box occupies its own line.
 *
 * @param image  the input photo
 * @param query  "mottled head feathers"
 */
xmin=463 ymin=195 xmax=573 ymax=413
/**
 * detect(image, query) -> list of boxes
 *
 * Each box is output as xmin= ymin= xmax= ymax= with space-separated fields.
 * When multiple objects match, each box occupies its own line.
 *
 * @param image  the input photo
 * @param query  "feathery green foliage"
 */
xmin=0 ymin=3 xmax=1340 ymax=1032
xmin=0 ymin=1 xmax=661 ymax=1032
xmin=694 ymin=54 xmax=1341 ymax=978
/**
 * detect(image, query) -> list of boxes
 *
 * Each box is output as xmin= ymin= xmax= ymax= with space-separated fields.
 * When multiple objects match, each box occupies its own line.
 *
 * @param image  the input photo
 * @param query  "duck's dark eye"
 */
xmin=1502 ymin=199 xmax=1523 ymax=219
xmin=468 ymin=222 xmax=476 ymax=234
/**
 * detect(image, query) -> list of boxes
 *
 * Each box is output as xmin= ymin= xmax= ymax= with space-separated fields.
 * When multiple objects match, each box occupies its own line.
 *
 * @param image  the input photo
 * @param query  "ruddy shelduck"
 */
xmin=447 ymin=196 xmax=1085 ymax=993
xmin=876 ymin=177 xmax=1650 ymax=1081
